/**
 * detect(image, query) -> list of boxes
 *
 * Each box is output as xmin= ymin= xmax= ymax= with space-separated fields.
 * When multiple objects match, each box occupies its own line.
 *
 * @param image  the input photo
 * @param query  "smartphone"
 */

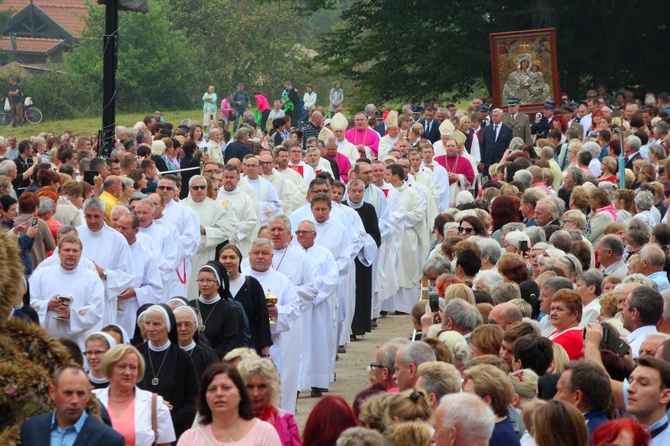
xmin=429 ymin=292 xmax=439 ymax=313
xmin=83 ymin=170 xmax=97 ymax=185
xmin=602 ymin=325 xmax=630 ymax=358
xmin=31 ymin=217 xmax=37 ymax=226
xmin=519 ymin=240 xmax=528 ymax=255
xmin=57 ymin=295 xmax=73 ymax=306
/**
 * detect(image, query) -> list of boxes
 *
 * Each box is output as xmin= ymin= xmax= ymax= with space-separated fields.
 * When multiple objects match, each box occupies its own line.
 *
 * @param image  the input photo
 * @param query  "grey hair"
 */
xmin=625 ymin=217 xmax=652 ymax=246
xmin=443 ymin=299 xmax=482 ymax=331
xmin=189 ymin=174 xmax=207 ymax=187
xmin=576 ymin=269 xmax=603 ymax=295
xmin=82 ymin=197 xmax=105 ymax=212
xmin=539 ymin=146 xmax=555 ymax=158
xmin=502 ymin=222 xmax=526 ymax=233
xmin=505 ymin=230 xmax=530 ymax=251
xmin=661 ymin=289 xmax=670 ymax=323
xmin=435 ymin=393 xmax=495 ymax=443
xmin=655 ymin=121 xmax=669 ymax=134
xmin=121 ymin=177 xmax=134 ymax=189
xmin=110 ymin=205 xmax=130 ymax=217
xmin=422 ymin=255 xmax=452 ymax=276
xmin=626 ymin=135 xmax=642 ymax=151
xmin=567 ymin=167 xmax=584 ymax=185
xmin=378 ymin=341 xmax=403 ymax=370
xmin=490 ymin=282 xmax=521 ymax=304
xmin=476 ymin=238 xmax=502 ymax=265
xmin=114 ymin=126 xmax=128 ymax=137
xmin=542 ymin=276 xmax=574 ymax=294
xmin=473 ymin=270 xmax=504 ymax=292
xmin=512 ymin=169 xmax=532 ymax=188
xmin=583 ymin=141 xmax=602 ymax=160
xmin=600 ymin=234 xmax=625 ymax=257
xmin=649 ymin=143 xmax=667 ymax=161
xmin=37 ymin=196 xmax=55 ymax=215
xmin=622 ymin=273 xmax=658 ymax=291
xmin=335 ymin=427 xmax=387 ymax=446
xmin=298 ymin=219 xmax=316 ymax=231
xmin=492 ymin=108 xmax=504 ymax=116
xmin=268 ymin=213 xmax=291 ymax=232
xmin=634 ymin=190 xmax=654 ymax=211
xmin=509 ymin=137 xmax=525 ymax=152
xmin=639 ymin=244 xmax=666 ymax=269
xmin=400 ymin=341 xmax=436 ymax=367
xmin=136 ymin=198 xmax=156 ymax=212
xmin=251 ymin=237 xmax=274 ymax=250
xmin=208 ymin=126 xmax=222 ymax=137
xmin=524 ymin=226 xmax=546 ymax=244
xmin=0 ymin=159 xmax=16 ymax=175
xmin=547 ymin=194 xmax=565 ymax=216
xmin=57 ymin=225 xmax=77 ymax=236
xmin=558 ymin=254 xmax=583 ymax=276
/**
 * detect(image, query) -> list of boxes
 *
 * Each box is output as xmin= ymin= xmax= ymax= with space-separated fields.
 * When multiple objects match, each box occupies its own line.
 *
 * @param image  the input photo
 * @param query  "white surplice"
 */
xmin=161 ymin=200 xmax=201 ymax=299
xmin=278 ymin=167 xmax=307 ymax=196
xmin=241 ymin=266 xmax=300 ymax=414
xmin=140 ymin=220 xmax=180 ymax=302
xmin=419 ymin=161 xmax=450 ymax=212
xmin=287 ymin=161 xmax=316 ymax=190
xmin=298 ymin=244 xmax=338 ymax=390
xmin=30 ymin=264 xmax=105 ymax=351
xmin=75 ymin=224 xmax=134 ymax=325
xmin=217 ymin=187 xmax=259 ymax=257
xmin=375 ymin=184 xmax=404 ymax=317
xmin=183 ymin=197 xmax=237 ymax=299
xmin=117 ymin=239 xmax=163 ymax=337
xmin=241 ymin=176 xmax=282 ymax=224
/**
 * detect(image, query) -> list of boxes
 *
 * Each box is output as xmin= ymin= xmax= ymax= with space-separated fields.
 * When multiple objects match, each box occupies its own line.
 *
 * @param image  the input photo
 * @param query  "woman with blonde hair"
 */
xmin=598 ymin=156 xmax=618 ymax=183
xmin=470 ymin=324 xmax=504 ymax=357
xmin=237 ymin=358 xmax=300 ymax=446
xmin=385 ymin=389 xmax=431 ymax=426
xmin=94 ymin=344 xmax=176 ymax=446
xmin=358 ymin=393 xmax=395 ymax=432
xmin=443 ymin=283 xmax=476 ymax=305
xmin=384 ymin=421 xmax=431 ymax=446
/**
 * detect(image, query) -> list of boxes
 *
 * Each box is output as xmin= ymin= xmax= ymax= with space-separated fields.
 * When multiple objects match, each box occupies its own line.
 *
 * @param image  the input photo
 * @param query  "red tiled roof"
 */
xmin=0 ymin=37 xmax=64 ymax=54
xmin=0 ymin=1 xmax=89 ymax=38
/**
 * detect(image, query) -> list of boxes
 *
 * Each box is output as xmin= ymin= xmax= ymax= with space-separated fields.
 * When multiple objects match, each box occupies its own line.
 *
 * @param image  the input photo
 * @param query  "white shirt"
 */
xmin=627 ymin=325 xmax=658 ymax=358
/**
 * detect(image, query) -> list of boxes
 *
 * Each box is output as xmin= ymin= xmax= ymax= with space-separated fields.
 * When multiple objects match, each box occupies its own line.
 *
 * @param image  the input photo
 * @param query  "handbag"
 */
xmin=151 ymin=392 xmax=158 ymax=445
xmin=4 ymin=98 xmax=9 ymax=112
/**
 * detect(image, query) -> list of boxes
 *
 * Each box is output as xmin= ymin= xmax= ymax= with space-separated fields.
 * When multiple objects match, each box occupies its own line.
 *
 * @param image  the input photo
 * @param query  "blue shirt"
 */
xmin=649 ymin=271 xmax=670 ymax=293
xmin=50 ymin=409 xmax=88 ymax=446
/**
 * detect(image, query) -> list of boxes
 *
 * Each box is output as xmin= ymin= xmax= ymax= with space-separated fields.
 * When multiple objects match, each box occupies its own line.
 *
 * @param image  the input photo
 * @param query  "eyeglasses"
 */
xmin=260 ymin=161 xmax=274 ymax=165
xmin=157 ymin=185 xmax=174 ymax=190
xmin=295 ymin=230 xmax=315 ymax=235
xmin=458 ymin=226 xmax=474 ymax=234
xmin=197 ymin=279 xmax=218 ymax=284
xmin=84 ymin=350 xmax=107 ymax=356
xmin=203 ymin=169 xmax=216 ymax=174
xmin=369 ymin=363 xmax=387 ymax=370
xmin=190 ymin=185 xmax=207 ymax=190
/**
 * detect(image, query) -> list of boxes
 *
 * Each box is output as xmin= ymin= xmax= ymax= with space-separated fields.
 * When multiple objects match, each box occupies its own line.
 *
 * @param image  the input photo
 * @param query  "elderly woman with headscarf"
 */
xmin=189 ymin=261 xmax=246 ymax=358
xmin=173 ymin=305 xmax=218 ymax=378
xmin=136 ymin=304 xmax=199 ymax=438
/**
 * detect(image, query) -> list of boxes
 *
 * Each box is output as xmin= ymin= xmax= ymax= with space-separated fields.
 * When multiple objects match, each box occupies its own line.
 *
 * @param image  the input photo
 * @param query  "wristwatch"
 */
xmin=101 ymin=270 xmax=107 ymax=280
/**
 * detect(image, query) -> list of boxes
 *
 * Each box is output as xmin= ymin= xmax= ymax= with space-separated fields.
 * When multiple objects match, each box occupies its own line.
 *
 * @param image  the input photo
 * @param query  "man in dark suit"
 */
xmin=502 ymin=98 xmax=532 ymax=144
xmin=481 ymin=107 xmax=513 ymax=169
xmin=419 ymin=106 xmax=441 ymax=143
xmin=623 ymin=134 xmax=643 ymax=170
xmin=20 ymin=365 xmax=124 ymax=446
xmin=530 ymin=101 xmax=556 ymax=139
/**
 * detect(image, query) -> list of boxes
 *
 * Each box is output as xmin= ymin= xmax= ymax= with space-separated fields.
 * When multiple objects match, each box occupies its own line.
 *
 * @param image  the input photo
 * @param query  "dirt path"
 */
xmin=294 ymin=313 xmax=411 ymax=429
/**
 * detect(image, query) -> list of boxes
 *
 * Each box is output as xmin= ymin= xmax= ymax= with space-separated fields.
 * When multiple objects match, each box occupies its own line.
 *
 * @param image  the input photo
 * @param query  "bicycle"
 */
xmin=0 ymin=97 xmax=43 ymax=125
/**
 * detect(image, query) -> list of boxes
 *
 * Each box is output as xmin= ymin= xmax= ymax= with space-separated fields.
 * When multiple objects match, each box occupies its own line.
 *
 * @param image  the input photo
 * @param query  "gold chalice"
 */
xmin=265 ymin=289 xmax=278 ymax=325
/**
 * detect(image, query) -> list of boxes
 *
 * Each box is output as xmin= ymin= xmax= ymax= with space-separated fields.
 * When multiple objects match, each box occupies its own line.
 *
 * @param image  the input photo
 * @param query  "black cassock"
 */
xmin=345 ymin=200 xmax=381 ymax=336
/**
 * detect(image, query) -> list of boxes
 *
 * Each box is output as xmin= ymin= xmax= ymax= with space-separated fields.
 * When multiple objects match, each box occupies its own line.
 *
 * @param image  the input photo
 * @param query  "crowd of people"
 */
xmin=4 ymin=85 xmax=670 ymax=446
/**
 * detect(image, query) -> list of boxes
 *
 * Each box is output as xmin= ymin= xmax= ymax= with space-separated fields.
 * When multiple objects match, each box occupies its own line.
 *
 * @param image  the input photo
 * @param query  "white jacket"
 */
xmin=94 ymin=386 xmax=176 ymax=446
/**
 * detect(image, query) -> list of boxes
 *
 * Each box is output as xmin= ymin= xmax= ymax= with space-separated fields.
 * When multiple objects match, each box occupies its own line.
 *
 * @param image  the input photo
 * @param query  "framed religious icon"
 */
xmin=489 ymin=28 xmax=560 ymax=113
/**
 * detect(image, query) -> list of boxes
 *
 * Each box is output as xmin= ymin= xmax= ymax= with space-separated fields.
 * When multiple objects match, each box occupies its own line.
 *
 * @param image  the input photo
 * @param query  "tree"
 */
xmin=62 ymin=1 xmax=199 ymax=112
xmin=311 ymin=0 xmax=670 ymax=103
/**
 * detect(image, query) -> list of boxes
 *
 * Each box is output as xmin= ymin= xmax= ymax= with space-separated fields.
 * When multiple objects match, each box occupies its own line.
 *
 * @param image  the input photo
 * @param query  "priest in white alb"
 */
xmin=114 ymin=213 xmax=163 ymax=337
xmin=183 ymin=174 xmax=236 ymax=298
xmin=378 ymin=111 xmax=401 ymax=161
xmin=432 ymin=118 xmax=455 ymax=157
xmin=242 ymin=238 xmax=300 ymax=414
xmin=217 ymin=165 xmax=259 ymax=257
xmin=240 ymin=155 xmax=283 ymax=224
xmin=74 ymin=197 xmax=134 ymax=326
xmin=294 ymin=220 xmax=338 ymax=397
xmin=30 ymin=235 xmax=105 ymax=351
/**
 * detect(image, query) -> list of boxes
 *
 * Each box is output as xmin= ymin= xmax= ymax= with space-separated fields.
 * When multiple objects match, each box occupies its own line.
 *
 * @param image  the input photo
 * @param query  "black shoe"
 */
xmin=310 ymin=388 xmax=323 ymax=397
xmin=394 ymin=311 xmax=409 ymax=315
xmin=350 ymin=334 xmax=358 ymax=342
xmin=338 ymin=345 xmax=346 ymax=354
xmin=371 ymin=320 xmax=378 ymax=328
xmin=380 ymin=311 xmax=389 ymax=317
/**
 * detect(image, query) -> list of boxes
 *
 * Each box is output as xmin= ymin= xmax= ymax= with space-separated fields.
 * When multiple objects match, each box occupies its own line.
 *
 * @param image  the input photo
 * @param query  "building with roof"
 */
xmin=0 ymin=0 xmax=88 ymax=64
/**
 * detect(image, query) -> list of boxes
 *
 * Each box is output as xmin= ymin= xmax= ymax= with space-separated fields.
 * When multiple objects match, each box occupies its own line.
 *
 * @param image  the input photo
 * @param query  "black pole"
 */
xmin=100 ymin=0 xmax=118 ymax=158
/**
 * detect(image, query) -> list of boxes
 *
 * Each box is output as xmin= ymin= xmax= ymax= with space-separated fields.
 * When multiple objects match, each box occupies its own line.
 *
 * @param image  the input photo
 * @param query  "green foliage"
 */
xmin=62 ymin=0 xmax=199 ymax=112
xmin=313 ymin=0 xmax=670 ymax=103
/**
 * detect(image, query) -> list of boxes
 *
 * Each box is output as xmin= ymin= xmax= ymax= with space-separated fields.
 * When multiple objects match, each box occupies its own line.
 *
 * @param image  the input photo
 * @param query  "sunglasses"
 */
xmin=190 ymin=185 xmax=207 ymax=190
xmin=458 ymin=226 xmax=474 ymax=234
xmin=157 ymin=185 xmax=174 ymax=191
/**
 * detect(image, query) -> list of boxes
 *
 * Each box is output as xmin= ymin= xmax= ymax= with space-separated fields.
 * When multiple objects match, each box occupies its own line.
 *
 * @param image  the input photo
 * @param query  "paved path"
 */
xmin=294 ymin=313 xmax=411 ymax=429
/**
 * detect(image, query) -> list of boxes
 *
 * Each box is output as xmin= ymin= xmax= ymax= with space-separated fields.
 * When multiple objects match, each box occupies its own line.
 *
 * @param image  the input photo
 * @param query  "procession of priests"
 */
xmin=12 ymin=104 xmax=485 ymax=419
